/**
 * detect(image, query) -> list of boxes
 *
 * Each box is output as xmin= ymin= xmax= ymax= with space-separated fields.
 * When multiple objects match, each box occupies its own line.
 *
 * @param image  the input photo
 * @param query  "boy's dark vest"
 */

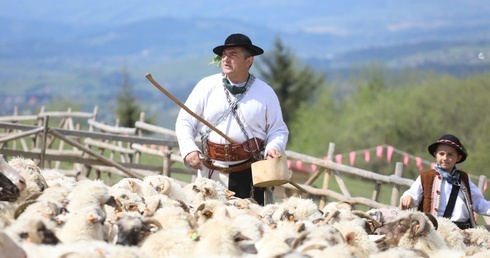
xmin=417 ymin=169 xmax=473 ymax=213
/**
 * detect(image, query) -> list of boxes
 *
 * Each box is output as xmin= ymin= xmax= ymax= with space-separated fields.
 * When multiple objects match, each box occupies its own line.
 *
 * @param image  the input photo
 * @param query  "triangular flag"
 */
xmin=296 ymin=160 xmax=303 ymax=170
xmin=387 ymin=146 xmax=394 ymax=163
xmin=364 ymin=150 xmax=370 ymax=162
xmin=415 ymin=157 xmax=423 ymax=171
xmin=376 ymin=145 xmax=384 ymax=158
xmin=335 ymin=154 xmax=343 ymax=164
xmin=403 ymin=154 xmax=409 ymax=166
xmin=349 ymin=151 xmax=356 ymax=166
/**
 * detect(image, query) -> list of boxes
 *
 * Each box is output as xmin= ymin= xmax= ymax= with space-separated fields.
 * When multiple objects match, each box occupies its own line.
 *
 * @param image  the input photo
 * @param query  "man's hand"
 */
xmin=265 ymin=148 xmax=281 ymax=160
xmin=400 ymin=195 xmax=414 ymax=210
xmin=185 ymin=151 xmax=204 ymax=170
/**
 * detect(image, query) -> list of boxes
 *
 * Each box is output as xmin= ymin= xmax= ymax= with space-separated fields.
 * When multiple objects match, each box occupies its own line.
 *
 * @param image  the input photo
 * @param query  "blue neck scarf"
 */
xmin=434 ymin=164 xmax=460 ymax=186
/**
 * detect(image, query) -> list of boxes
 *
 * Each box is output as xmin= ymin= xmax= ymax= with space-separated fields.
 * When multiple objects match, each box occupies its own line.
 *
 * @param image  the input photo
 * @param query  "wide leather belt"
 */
xmin=206 ymin=138 xmax=263 ymax=162
xmin=201 ymin=159 xmax=255 ymax=173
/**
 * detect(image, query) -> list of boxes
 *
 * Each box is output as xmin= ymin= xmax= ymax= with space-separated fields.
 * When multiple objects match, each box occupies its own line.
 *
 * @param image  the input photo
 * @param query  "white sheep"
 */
xmin=181 ymin=177 xmax=230 ymax=209
xmin=462 ymin=226 xmax=490 ymax=256
xmin=57 ymin=205 xmax=106 ymax=243
xmin=8 ymin=156 xmax=48 ymax=202
xmin=66 ymin=179 xmax=113 ymax=213
xmin=374 ymin=211 xmax=452 ymax=257
xmin=143 ymin=174 xmax=188 ymax=203
xmin=140 ymin=228 xmax=197 ymax=258
xmin=434 ymin=216 xmax=466 ymax=252
xmin=194 ymin=216 xmax=258 ymax=257
xmin=270 ymin=196 xmax=323 ymax=224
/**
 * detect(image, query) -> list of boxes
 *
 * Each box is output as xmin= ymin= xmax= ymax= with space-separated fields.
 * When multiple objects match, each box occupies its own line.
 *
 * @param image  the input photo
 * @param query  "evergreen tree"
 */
xmin=255 ymin=37 xmax=327 ymax=125
xmin=116 ymin=66 xmax=142 ymax=127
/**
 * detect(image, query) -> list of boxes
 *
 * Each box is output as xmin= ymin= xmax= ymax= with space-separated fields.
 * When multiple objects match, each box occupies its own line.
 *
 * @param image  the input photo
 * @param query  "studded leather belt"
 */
xmin=206 ymin=138 xmax=263 ymax=162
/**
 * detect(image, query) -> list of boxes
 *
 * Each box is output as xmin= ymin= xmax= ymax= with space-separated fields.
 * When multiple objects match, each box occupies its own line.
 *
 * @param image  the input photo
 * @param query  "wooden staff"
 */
xmin=146 ymin=73 xmax=237 ymax=144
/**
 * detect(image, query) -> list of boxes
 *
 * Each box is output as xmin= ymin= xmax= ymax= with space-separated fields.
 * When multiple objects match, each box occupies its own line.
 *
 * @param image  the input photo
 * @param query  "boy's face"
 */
xmin=434 ymin=144 xmax=462 ymax=171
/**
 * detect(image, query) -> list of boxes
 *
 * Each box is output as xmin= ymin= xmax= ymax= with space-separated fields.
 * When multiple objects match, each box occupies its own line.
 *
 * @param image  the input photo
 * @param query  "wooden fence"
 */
xmin=1 ymin=106 xmax=489 ymax=222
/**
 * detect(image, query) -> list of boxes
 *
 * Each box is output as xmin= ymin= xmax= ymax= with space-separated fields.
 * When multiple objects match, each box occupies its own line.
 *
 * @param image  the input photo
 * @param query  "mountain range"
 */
xmin=1 ymin=0 xmax=489 ymax=125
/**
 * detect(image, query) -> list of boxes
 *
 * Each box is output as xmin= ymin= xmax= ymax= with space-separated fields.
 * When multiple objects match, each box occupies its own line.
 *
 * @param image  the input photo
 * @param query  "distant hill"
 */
xmin=1 ymin=0 xmax=489 ymax=125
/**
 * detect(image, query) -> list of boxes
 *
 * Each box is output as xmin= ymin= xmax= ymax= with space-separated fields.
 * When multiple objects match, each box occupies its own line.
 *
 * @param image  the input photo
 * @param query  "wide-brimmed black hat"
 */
xmin=428 ymin=134 xmax=468 ymax=163
xmin=213 ymin=33 xmax=264 ymax=56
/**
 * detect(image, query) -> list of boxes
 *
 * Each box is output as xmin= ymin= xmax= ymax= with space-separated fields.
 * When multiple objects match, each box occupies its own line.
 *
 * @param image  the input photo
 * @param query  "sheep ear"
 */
xmin=105 ymin=196 xmax=117 ymax=208
xmin=295 ymin=222 xmax=306 ymax=233
xmin=128 ymin=180 xmax=136 ymax=192
xmin=344 ymin=232 xmax=356 ymax=246
xmin=240 ymin=243 xmax=258 ymax=254
xmin=411 ymin=224 xmax=421 ymax=237
xmin=233 ymin=232 xmax=250 ymax=242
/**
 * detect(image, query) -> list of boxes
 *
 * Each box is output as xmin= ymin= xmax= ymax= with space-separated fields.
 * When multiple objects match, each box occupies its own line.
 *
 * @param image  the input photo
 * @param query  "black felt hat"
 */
xmin=428 ymin=134 xmax=468 ymax=163
xmin=213 ymin=33 xmax=264 ymax=56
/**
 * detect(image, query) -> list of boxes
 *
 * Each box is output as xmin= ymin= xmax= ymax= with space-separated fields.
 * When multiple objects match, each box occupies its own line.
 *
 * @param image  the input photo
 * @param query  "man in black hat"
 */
xmin=400 ymin=134 xmax=490 ymax=229
xmin=175 ymin=33 xmax=289 ymax=205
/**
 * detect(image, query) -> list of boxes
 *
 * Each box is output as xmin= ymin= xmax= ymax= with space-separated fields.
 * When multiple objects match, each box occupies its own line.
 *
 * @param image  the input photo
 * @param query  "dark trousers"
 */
xmin=228 ymin=167 xmax=265 ymax=205
xmin=453 ymin=220 xmax=472 ymax=230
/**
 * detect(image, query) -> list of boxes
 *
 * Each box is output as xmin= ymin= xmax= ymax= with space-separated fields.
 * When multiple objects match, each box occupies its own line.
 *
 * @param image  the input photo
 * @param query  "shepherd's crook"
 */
xmin=146 ymin=73 xmax=237 ymax=144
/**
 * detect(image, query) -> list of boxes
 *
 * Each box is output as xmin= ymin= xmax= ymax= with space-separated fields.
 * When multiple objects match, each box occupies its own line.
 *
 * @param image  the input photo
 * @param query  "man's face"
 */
xmin=434 ymin=144 xmax=462 ymax=171
xmin=220 ymin=47 xmax=252 ymax=77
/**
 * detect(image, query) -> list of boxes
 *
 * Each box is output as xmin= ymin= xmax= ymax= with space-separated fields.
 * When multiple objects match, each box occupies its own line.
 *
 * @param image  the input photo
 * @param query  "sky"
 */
xmin=2 ymin=0 xmax=489 ymax=35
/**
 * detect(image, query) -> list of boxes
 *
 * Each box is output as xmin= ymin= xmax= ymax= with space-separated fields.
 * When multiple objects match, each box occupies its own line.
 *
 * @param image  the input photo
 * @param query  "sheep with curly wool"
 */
xmin=19 ymin=239 xmax=143 ymax=258
xmin=193 ymin=216 xmax=258 ymax=257
xmin=3 ymin=215 xmax=59 ymax=245
xmin=143 ymin=174 xmax=188 ymax=203
xmin=254 ymin=221 xmax=304 ymax=258
xmin=107 ymin=186 xmax=146 ymax=214
xmin=109 ymin=212 xmax=161 ymax=246
xmin=39 ymin=168 xmax=77 ymax=189
xmin=289 ymin=223 xmax=347 ymax=256
xmin=8 ymin=157 xmax=48 ymax=202
xmin=370 ymin=246 xmax=429 ymax=258
xmin=181 ymin=177 xmax=230 ymax=209
xmin=66 ymin=179 xmax=113 ymax=213
xmin=140 ymin=227 xmax=197 ymax=258
xmin=433 ymin=216 xmax=466 ymax=252
xmin=150 ymin=204 xmax=197 ymax=232
xmin=57 ymin=205 xmax=106 ymax=243
xmin=374 ymin=211 xmax=450 ymax=257
xmin=110 ymin=177 xmax=187 ymax=216
xmin=269 ymin=196 xmax=323 ymax=225
xmin=331 ymin=220 xmax=379 ymax=258
xmin=462 ymin=226 xmax=490 ymax=256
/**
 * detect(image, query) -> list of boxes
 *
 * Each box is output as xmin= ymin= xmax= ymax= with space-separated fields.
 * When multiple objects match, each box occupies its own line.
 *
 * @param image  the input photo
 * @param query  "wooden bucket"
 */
xmin=252 ymin=155 xmax=290 ymax=187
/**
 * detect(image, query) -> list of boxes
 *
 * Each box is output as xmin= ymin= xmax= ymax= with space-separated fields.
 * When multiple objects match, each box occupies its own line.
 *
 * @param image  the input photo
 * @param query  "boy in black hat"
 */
xmin=400 ymin=134 xmax=490 ymax=229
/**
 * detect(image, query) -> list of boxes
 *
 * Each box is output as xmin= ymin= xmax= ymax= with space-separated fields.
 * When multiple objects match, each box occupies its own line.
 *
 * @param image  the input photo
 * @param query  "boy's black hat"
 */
xmin=428 ymin=134 xmax=468 ymax=163
xmin=213 ymin=33 xmax=264 ymax=56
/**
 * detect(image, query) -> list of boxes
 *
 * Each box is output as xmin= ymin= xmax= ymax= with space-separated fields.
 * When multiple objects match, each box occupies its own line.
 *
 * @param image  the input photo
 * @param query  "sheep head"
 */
xmin=374 ymin=213 xmax=429 ymax=249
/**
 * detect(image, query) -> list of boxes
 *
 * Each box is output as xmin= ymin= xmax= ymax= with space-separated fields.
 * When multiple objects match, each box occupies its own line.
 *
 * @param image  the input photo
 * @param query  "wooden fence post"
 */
xmin=390 ymin=162 xmax=404 ymax=207
xmin=319 ymin=142 xmax=335 ymax=209
xmin=40 ymin=116 xmax=49 ymax=169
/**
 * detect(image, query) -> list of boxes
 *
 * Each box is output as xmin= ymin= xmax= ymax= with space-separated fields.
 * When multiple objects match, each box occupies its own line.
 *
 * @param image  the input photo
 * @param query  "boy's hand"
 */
xmin=401 ymin=195 xmax=414 ymax=210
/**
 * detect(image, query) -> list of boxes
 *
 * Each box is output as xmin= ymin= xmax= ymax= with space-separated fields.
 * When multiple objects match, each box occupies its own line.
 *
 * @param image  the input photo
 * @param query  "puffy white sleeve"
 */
xmin=401 ymin=175 xmax=424 ymax=206
xmin=468 ymin=179 xmax=490 ymax=215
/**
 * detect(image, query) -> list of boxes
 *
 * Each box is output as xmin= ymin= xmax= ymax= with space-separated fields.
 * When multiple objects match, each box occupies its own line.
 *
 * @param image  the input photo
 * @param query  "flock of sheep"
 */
xmin=0 ymin=154 xmax=490 ymax=258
